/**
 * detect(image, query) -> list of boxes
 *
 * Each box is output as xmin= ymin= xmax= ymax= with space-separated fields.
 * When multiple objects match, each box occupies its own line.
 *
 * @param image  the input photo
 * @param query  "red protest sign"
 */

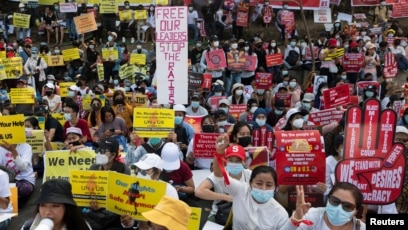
xmin=242 ymin=55 xmax=257 ymax=71
xmin=343 ymin=53 xmax=364 ymax=73
xmin=391 ymin=3 xmax=408 ymax=18
xmin=275 ymin=93 xmax=292 ymax=107
xmin=322 ymin=84 xmax=351 ymax=109
xmin=288 ymin=187 xmax=324 ymax=210
xmin=209 ymin=96 xmax=226 ymax=113
xmin=304 ymin=46 xmax=320 ymax=60
xmin=206 ymin=49 xmax=227 ymax=70
xmin=308 ymin=108 xmax=344 ymax=126
xmin=252 ymin=127 xmax=274 ymax=150
xmin=356 ymin=81 xmax=381 ymax=97
xmin=184 ymin=115 xmax=203 ymax=133
xmin=246 ymin=146 xmax=269 ymax=170
xmin=275 ymin=130 xmax=325 ymax=185
xmin=227 ymin=51 xmax=245 ymax=71
xmin=352 ymin=0 xmax=380 ymax=6
xmin=384 ymin=53 xmax=398 ymax=78
xmin=229 ymin=104 xmax=247 ymax=120
xmin=336 ymin=99 xmax=406 ymax=204
xmin=265 ymin=53 xmax=283 ymax=67
xmin=188 ymin=73 xmax=212 ymax=92
xmin=236 ymin=11 xmax=248 ymax=27
xmin=280 ymin=11 xmax=295 ymax=35
xmin=193 ymin=133 xmax=219 ymax=158
xmin=255 ymin=72 xmax=273 ymax=90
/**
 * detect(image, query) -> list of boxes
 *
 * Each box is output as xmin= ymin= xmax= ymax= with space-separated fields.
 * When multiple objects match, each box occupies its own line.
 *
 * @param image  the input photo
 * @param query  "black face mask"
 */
xmin=202 ymin=125 xmax=215 ymax=133
xmin=94 ymin=91 xmax=102 ymax=95
xmin=76 ymin=81 xmax=83 ymax=87
xmin=45 ymin=91 xmax=52 ymax=96
xmin=69 ymin=141 xmax=81 ymax=146
xmin=238 ymin=136 xmax=252 ymax=147
xmin=114 ymin=98 xmax=124 ymax=104
xmin=92 ymin=104 xmax=101 ymax=110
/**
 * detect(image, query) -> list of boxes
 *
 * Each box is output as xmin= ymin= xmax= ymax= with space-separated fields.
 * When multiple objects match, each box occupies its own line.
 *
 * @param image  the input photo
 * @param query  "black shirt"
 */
xmin=45 ymin=116 xmax=64 ymax=142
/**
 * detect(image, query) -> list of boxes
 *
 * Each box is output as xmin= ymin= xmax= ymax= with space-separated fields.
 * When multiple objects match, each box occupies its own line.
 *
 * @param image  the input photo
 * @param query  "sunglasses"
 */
xmin=328 ymin=195 xmax=356 ymax=212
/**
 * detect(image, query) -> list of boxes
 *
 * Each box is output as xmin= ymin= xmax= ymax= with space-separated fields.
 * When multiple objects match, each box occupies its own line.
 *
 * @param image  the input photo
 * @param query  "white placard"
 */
xmin=337 ymin=12 xmax=353 ymax=23
xmin=313 ymin=8 xmax=332 ymax=23
xmin=59 ymin=3 xmax=78 ymax=13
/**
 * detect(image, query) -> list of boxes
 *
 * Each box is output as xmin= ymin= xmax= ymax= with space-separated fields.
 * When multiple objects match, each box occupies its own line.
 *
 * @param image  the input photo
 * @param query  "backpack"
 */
xmin=285 ymin=50 xmax=300 ymax=66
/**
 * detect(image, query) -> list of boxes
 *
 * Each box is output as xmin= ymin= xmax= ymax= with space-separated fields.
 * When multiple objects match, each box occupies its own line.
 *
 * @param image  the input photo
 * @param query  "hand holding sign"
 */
xmin=335 ymin=99 xmax=406 ymax=204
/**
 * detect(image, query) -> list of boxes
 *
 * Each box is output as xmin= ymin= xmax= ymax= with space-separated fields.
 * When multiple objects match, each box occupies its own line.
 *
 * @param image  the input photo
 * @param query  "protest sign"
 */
xmin=188 ymin=73 xmax=212 ymax=92
xmin=130 ymin=53 xmax=146 ymax=65
xmin=156 ymin=6 xmax=188 ymax=105
xmin=70 ymin=170 xmax=108 ymax=207
xmin=119 ymin=10 xmax=132 ymax=21
xmin=209 ymin=96 xmax=226 ymax=113
xmin=313 ymin=8 xmax=331 ymax=23
xmin=133 ymin=108 xmax=174 ymax=138
xmin=270 ymin=0 xmax=322 ymax=9
xmin=13 ymin=13 xmax=30 ymax=29
xmin=59 ymin=2 xmax=78 ymax=13
xmin=324 ymin=48 xmax=345 ymax=60
xmin=106 ymin=171 xmax=166 ymax=220
xmin=184 ymin=115 xmax=203 ymax=133
xmin=43 ymin=55 xmax=65 ymax=67
xmin=229 ymin=104 xmax=247 ymax=120
xmin=252 ymin=127 xmax=274 ymax=150
xmin=322 ymin=84 xmax=350 ymax=109
xmin=135 ymin=10 xmax=147 ymax=19
xmin=193 ymin=133 xmax=219 ymax=158
xmin=59 ymin=82 xmax=75 ymax=97
xmin=206 ymin=49 xmax=227 ymax=70
xmin=275 ymin=93 xmax=292 ymax=107
xmin=82 ymin=95 xmax=106 ymax=111
xmin=100 ymin=0 xmax=118 ymax=14
xmin=51 ymin=113 xmax=65 ymax=127
xmin=246 ymin=146 xmax=270 ymax=170
xmin=351 ymin=0 xmax=384 ymax=6
xmin=391 ymin=3 xmax=408 ymax=18
xmin=10 ymin=88 xmax=35 ymax=104
xmin=353 ymin=13 xmax=366 ymax=19
xmin=384 ymin=53 xmax=398 ymax=78
xmin=356 ymin=81 xmax=381 ymax=98
xmin=288 ymin=186 xmax=324 ymax=210
xmin=280 ymin=11 xmax=295 ymax=35
xmin=102 ymin=48 xmax=119 ymax=61
xmin=0 ymin=59 xmax=5 ymax=80
xmin=236 ymin=11 xmax=248 ymax=27
xmin=43 ymin=149 xmax=96 ymax=183
xmin=25 ymin=130 xmax=44 ymax=155
xmin=132 ymin=95 xmax=148 ymax=108
xmin=187 ymin=207 xmax=202 ymax=230
xmin=336 ymin=99 xmax=406 ymax=204
xmin=275 ymin=130 xmax=325 ymax=185
xmin=97 ymin=63 xmax=104 ymax=82
xmin=265 ymin=54 xmax=283 ymax=67
xmin=308 ymin=108 xmax=344 ymax=126
xmin=50 ymin=142 xmax=65 ymax=151
xmin=243 ymin=55 xmax=257 ymax=71
xmin=255 ymin=72 xmax=272 ymax=90
xmin=74 ymin=13 xmax=97 ymax=34
xmin=343 ymin=53 xmax=364 ymax=73
xmin=156 ymin=0 xmax=169 ymax=5
xmin=119 ymin=64 xmax=136 ymax=79
xmin=62 ymin=48 xmax=80 ymax=62
xmin=0 ymin=114 xmax=26 ymax=144
xmin=3 ymin=57 xmax=23 ymax=79
xmin=313 ymin=75 xmax=327 ymax=95
xmin=227 ymin=51 xmax=245 ymax=71
xmin=304 ymin=46 xmax=320 ymax=60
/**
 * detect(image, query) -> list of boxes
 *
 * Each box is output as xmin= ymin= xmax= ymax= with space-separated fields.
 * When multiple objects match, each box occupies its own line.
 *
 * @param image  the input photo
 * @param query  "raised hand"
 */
xmin=294 ymin=185 xmax=311 ymax=220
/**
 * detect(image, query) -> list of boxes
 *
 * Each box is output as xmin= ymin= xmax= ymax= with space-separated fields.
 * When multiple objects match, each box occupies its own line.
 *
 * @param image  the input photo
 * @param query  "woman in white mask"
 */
xmin=228 ymin=83 xmax=247 ymax=105
xmin=282 ymin=108 xmax=307 ymax=131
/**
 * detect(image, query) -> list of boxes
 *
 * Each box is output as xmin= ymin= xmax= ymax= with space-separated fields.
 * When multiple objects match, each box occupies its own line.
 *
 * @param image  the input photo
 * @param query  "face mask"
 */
xmin=365 ymin=91 xmax=375 ymax=98
xmin=250 ymin=106 xmax=258 ymax=114
xmin=335 ymin=35 xmax=340 ymax=39
xmin=217 ymin=120 xmax=227 ymax=127
xmin=191 ymin=101 xmax=200 ymax=108
xmin=213 ymin=41 xmax=219 ymax=48
xmin=271 ymin=43 xmax=276 ymax=47
xmin=150 ymin=7 xmax=154 ymax=11
xmin=125 ymin=86 xmax=130 ymax=92
xmin=149 ymin=138 xmax=162 ymax=146
xmin=282 ymin=71 xmax=288 ymax=76
xmin=244 ymin=46 xmax=249 ymax=51
xmin=54 ymin=49 xmax=60 ymax=54
xmin=45 ymin=91 xmax=52 ymax=96
xmin=335 ymin=23 xmax=340 ymax=27
xmin=344 ymin=44 xmax=349 ymax=49
xmin=325 ymin=202 xmax=354 ymax=226
xmin=341 ymin=75 xmax=347 ymax=80
xmin=188 ymin=7 xmax=193 ymax=11
xmin=274 ymin=109 xmax=283 ymax=115
xmin=289 ymin=82 xmax=297 ymax=88
xmin=302 ymin=102 xmax=311 ymax=110
xmin=32 ymin=54 xmax=38 ymax=59
xmin=89 ymin=45 xmax=95 ymax=49
xmin=226 ymin=162 xmax=244 ymax=175
xmin=381 ymin=1 xmax=386 ymax=6
xmin=196 ymin=43 xmax=202 ymax=48
xmin=13 ymin=42 xmax=17 ymax=47
xmin=202 ymin=124 xmax=215 ymax=133
xmin=113 ymin=80 xmax=119 ymax=85
xmin=96 ymin=154 xmax=109 ymax=165
xmin=257 ymin=89 xmax=265 ymax=95
xmin=136 ymin=45 xmax=142 ymax=49
xmin=238 ymin=136 xmax=252 ymax=147
xmin=68 ymin=91 xmax=75 ymax=98
xmin=290 ymin=41 xmax=296 ymax=47
xmin=283 ymin=5 xmax=288 ymax=9
xmin=114 ymin=98 xmax=124 ymax=104
xmin=361 ymin=32 xmax=366 ymax=36
xmin=25 ymin=127 xmax=33 ymax=131
xmin=209 ymin=0 xmax=213 ymax=3
xmin=64 ymin=113 xmax=72 ymax=121
xmin=231 ymin=43 xmax=238 ymax=49
xmin=214 ymin=92 xmax=222 ymax=96
xmin=251 ymin=187 xmax=274 ymax=203
xmin=20 ymin=8 xmax=25 ymax=12
xmin=256 ymin=118 xmax=266 ymax=127
xmin=404 ymin=115 xmax=408 ymax=124
xmin=55 ymin=6 xmax=59 ymax=11
xmin=44 ymin=106 xmax=48 ymax=111
xmin=108 ymin=36 xmax=113 ymax=42
xmin=219 ymin=107 xmax=228 ymax=114
xmin=137 ymin=172 xmax=152 ymax=180
xmin=388 ymin=34 xmax=394 ymax=38
xmin=292 ymin=118 xmax=304 ymax=129
xmin=235 ymin=89 xmax=243 ymax=96
xmin=175 ymin=116 xmax=184 ymax=125
xmin=125 ymin=5 xmax=130 ymax=9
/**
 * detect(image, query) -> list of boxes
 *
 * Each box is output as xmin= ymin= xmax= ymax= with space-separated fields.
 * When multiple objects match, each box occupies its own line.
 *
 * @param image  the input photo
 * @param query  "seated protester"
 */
xmin=238 ymin=98 xmax=258 ymax=122
xmin=206 ymin=81 xmax=226 ymax=107
xmin=41 ymin=75 xmax=60 ymax=96
xmin=14 ymin=78 xmax=36 ymax=116
xmin=76 ymin=74 xmax=93 ymax=96
xmin=160 ymin=143 xmax=195 ymax=202
xmin=218 ymin=98 xmax=236 ymax=124
xmin=63 ymin=100 xmax=92 ymax=144
xmin=359 ymin=85 xmax=378 ymax=107
xmin=228 ymin=83 xmax=248 ymax=105
xmin=111 ymin=90 xmax=134 ymax=130
xmin=195 ymin=144 xmax=251 ymax=225
xmin=279 ymin=107 xmax=308 ymax=131
xmin=251 ymin=86 xmax=272 ymax=111
xmin=287 ymin=77 xmax=302 ymax=108
xmin=173 ymin=104 xmax=194 ymax=158
xmin=267 ymin=99 xmax=286 ymax=127
xmin=186 ymin=93 xmax=208 ymax=116
xmin=273 ymin=74 xmax=290 ymax=94
xmin=42 ymin=82 xmax=62 ymax=113
xmin=250 ymin=108 xmax=273 ymax=131
xmin=87 ymin=97 xmax=103 ymax=129
xmin=92 ymin=84 xmax=105 ymax=95
xmin=66 ymin=85 xmax=86 ymax=119
xmin=125 ymin=135 xmax=171 ymax=166
xmin=214 ymin=109 xmax=234 ymax=134
xmin=64 ymin=127 xmax=87 ymax=153
xmin=284 ymin=36 xmax=302 ymax=69
xmin=0 ymin=169 xmax=12 ymax=229
xmin=0 ymin=140 xmax=35 ymax=199
xmin=96 ymin=106 xmax=128 ymax=151
xmin=295 ymin=93 xmax=319 ymax=113
xmin=34 ymin=105 xmax=64 ymax=142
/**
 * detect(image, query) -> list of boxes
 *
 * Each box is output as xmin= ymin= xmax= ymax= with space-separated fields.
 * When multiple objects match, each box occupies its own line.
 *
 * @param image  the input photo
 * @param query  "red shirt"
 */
xmin=167 ymin=161 xmax=193 ymax=185
xmin=63 ymin=118 xmax=92 ymax=142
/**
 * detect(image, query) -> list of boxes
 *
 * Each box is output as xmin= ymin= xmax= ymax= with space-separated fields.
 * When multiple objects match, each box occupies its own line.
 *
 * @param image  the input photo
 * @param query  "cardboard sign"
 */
xmin=13 ymin=13 xmax=30 ymax=29
xmin=133 ymin=108 xmax=174 ymax=138
xmin=383 ymin=53 xmax=398 ymax=78
xmin=209 ymin=96 xmax=226 ymax=113
xmin=308 ymin=108 xmax=344 ymax=126
xmin=343 ymin=53 xmax=364 ymax=73
xmin=59 ymin=82 xmax=75 ymax=97
xmin=313 ymin=8 xmax=331 ymax=23
xmin=74 ymin=13 xmax=97 ymax=34
xmin=255 ymin=72 xmax=272 ymax=90
xmin=130 ymin=53 xmax=146 ymax=65
xmin=43 ymin=149 xmax=96 ymax=183
xmin=102 ymin=48 xmax=119 ymax=61
xmin=227 ymin=51 xmax=245 ymax=71
xmin=246 ymin=146 xmax=270 ymax=170
xmin=193 ymin=133 xmax=219 ymax=158
xmin=62 ymin=48 xmax=80 ymax=62
xmin=243 ymin=55 xmax=257 ymax=71
xmin=275 ymin=130 xmax=325 ymax=185
xmin=3 ymin=57 xmax=23 ymax=79
xmin=304 ymin=46 xmax=320 ymax=60
xmin=100 ymin=0 xmax=118 ymax=14
xmin=265 ymin=54 xmax=283 ymax=67
xmin=59 ymin=2 xmax=78 ymax=13
xmin=188 ymin=73 xmax=212 ymax=92
xmin=25 ymin=130 xmax=44 ymax=155
xmin=275 ymin=93 xmax=292 ymax=107
xmin=106 ymin=171 xmax=166 ymax=220
xmin=184 ymin=115 xmax=203 ymax=133
xmin=206 ymin=49 xmax=227 ymax=70
xmin=336 ymin=99 xmax=406 ymax=204
xmin=252 ymin=127 xmax=274 ymax=150
xmin=236 ymin=11 xmax=248 ymax=27
xmin=70 ymin=170 xmax=108 ymax=207
xmin=228 ymin=104 xmax=247 ymax=120
xmin=10 ymin=88 xmax=35 ymax=104
xmin=322 ymin=84 xmax=351 ymax=109
xmin=0 ymin=114 xmax=26 ymax=144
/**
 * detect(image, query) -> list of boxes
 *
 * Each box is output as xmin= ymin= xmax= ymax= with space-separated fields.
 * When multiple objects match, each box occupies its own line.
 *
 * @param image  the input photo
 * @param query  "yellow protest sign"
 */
xmin=0 ymin=114 xmax=26 ymax=144
xmin=97 ymin=63 xmax=105 ymax=82
xmin=59 ymin=82 xmax=75 ymax=97
xmin=26 ymin=130 xmax=45 ymax=154
xmin=74 ymin=13 xmax=97 ymax=34
xmin=127 ymin=0 xmax=152 ymax=3
xmin=133 ymin=108 xmax=174 ymax=138
xmin=50 ymin=113 xmax=66 ymax=127
xmin=10 ymin=88 xmax=35 ymax=104
xmin=10 ymin=185 xmax=18 ymax=214
xmin=106 ymin=171 xmax=166 ymax=220
xmin=132 ymin=95 xmax=147 ymax=108
xmin=13 ymin=13 xmax=31 ymax=29
xmin=43 ymin=149 xmax=96 ymax=183
xmin=130 ymin=53 xmax=146 ymax=65
xmin=102 ymin=48 xmax=119 ymax=61
xmin=3 ymin=57 xmax=23 ymax=79
xmin=82 ymin=95 xmax=106 ymax=111
xmin=119 ymin=64 xmax=136 ymax=79
xmin=39 ymin=0 xmax=56 ymax=5
xmin=100 ymin=0 xmax=118 ymax=14
xmin=188 ymin=207 xmax=202 ymax=230
xmin=156 ymin=0 xmax=169 ymax=5
xmin=42 ymin=55 xmax=65 ymax=66
xmin=134 ymin=10 xmax=147 ymax=19
xmin=0 ymin=60 xmax=6 ymax=80
xmin=119 ymin=10 xmax=132 ymax=21
xmin=37 ymin=116 xmax=45 ymax=130
xmin=70 ymin=170 xmax=108 ymax=207
xmin=62 ymin=48 xmax=80 ymax=62
xmin=0 ymin=51 xmax=6 ymax=60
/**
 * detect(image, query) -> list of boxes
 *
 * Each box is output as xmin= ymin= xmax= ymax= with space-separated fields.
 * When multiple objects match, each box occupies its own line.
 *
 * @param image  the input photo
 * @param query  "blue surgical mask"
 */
xmin=225 ymin=162 xmax=244 ymax=175
xmin=175 ymin=116 xmax=183 ymax=125
xmin=149 ymin=138 xmax=161 ymax=146
xmin=290 ymin=41 xmax=296 ymax=47
xmin=257 ymin=89 xmax=265 ymax=95
xmin=113 ymin=80 xmax=119 ymax=85
xmin=289 ymin=82 xmax=297 ymax=88
xmin=256 ymin=118 xmax=266 ymax=127
xmin=365 ymin=91 xmax=375 ymax=98
xmin=64 ymin=113 xmax=72 ymax=121
xmin=325 ymin=202 xmax=354 ymax=226
xmin=341 ymin=75 xmax=347 ymax=80
xmin=251 ymin=187 xmax=274 ymax=203
xmin=219 ymin=107 xmax=229 ymax=114
xmin=125 ymin=86 xmax=130 ymax=91
xmin=302 ymin=102 xmax=311 ymax=110
xmin=108 ymin=36 xmax=113 ymax=42
xmin=274 ymin=109 xmax=283 ymax=115
xmin=68 ymin=91 xmax=75 ymax=98
xmin=191 ymin=101 xmax=200 ymax=108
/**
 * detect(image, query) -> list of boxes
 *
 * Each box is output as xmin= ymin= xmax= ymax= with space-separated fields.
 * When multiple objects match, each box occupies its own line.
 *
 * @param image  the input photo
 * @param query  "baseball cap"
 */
xmin=161 ymin=143 xmax=181 ymax=170
xmin=34 ymin=105 xmax=47 ymax=116
xmin=173 ymin=104 xmax=186 ymax=112
xmin=286 ymin=108 xmax=307 ymax=120
xmin=302 ymin=93 xmax=315 ymax=102
xmin=209 ymin=35 xmax=219 ymax=42
xmin=218 ymin=98 xmax=231 ymax=106
xmin=134 ymin=153 xmax=163 ymax=171
xmin=328 ymin=38 xmax=337 ymax=48
xmin=45 ymin=82 xmax=55 ymax=89
xmin=66 ymin=127 xmax=83 ymax=136
xmin=225 ymin=145 xmax=246 ymax=160
xmin=98 ymin=137 xmax=120 ymax=154
xmin=396 ymin=126 xmax=408 ymax=135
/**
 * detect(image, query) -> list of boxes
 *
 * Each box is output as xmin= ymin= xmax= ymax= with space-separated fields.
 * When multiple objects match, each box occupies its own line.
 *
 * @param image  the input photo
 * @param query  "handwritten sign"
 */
xmin=322 ymin=84 xmax=350 ymax=109
xmin=0 ymin=115 xmax=26 ymax=144
xmin=70 ymin=170 xmax=108 ymax=207
xmin=74 ymin=13 xmax=97 ymax=34
xmin=10 ymin=88 xmax=35 ymax=104
xmin=26 ymin=130 xmax=44 ymax=154
xmin=133 ymin=108 xmax=174 ymax=138
xmin=62 ymin=48 xmax=80 ymax=62
xmin=13 ymin=13 xmax=30 ymax=29
xmin=193 ymin=133 xmax=219 ymax=158
xmin=308 ymin=108 xmax=344 ymax=126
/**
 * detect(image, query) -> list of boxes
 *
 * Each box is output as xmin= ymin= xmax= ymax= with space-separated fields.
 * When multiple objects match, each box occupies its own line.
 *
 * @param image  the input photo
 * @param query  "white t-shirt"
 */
xmin=324 ymin=155 xmax=339 ymax=197
xmin=43 ymin=94 xmax=62 ymax=112
xmin=187 ymin=10 xmax=198 ymax=25
xmin=163 ymin=180 xmax=179 ymax=200
xmin=0 ymin=170 xmax=12 ymax=213
xmin=0 ymin=144 xmax=35 ymax=185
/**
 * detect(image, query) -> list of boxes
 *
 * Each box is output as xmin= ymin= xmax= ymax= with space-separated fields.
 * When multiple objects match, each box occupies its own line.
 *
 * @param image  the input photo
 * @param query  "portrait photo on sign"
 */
xmin=313 ymin=75 xmax=327 ymax=95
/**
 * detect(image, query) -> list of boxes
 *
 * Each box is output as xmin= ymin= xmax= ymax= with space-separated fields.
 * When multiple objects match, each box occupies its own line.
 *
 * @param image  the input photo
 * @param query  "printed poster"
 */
xmin=25 ymin=130 xmax=45 ymax=155
xmin=82 ymin=94 xmax=106 ymax=111
xmin=102 ymin=48 xmax=119 ymax=61
xmin=391 ymin=3 xmax=408 ymax=18
xmin=343 ymin=53 xmax=364 ymax=73
xmin=74 ymin=13 xmax=97 ymax=34
xmin=265 ymin=54 xmax=283 ymax=67
xmin=130 ymin=53 xmax=146 ymax=65
xmin=62 ymin=48 xmax=80 ymax=62
xmin=193 ymin=133 xmax=219 ymax=158
xmin=308 ymin=108 xmax=344 ymax=126
xmin=322 ymin=84 xmax=351 ymax=109
xmin=313 ymin=8 xmax=332 ymax=23
xmin=3 ymin=57 xmax=23 ymax=79
xmin=243 ymin=55 xmax=257 ymax=71
xmin=255 ymin=72 xmax=273 ymax=90
xmin=13 ymin=13 xmax=30 ymax=29
xmin=100 ymin=0 xmax=119 ymax=14
xmin=133 ymin=108 xmax=174 ymax=138
xmin=9 ymin=88 xmax=35 ymax=104
xmin=70 ymin=170 xmax=108 ymax=207
xmin=0 ymin=114 xmax=26 ymax=144
xmin=59 ymin=82 xmax=75 ymax=97
xmin=206 ymin=49 xmax=227 ymax=70
xmin=227 ymin=51 xmax=245 ymax=71
xmin=59 ymin=2 xmax=78 ymax=13
xmin=236 ymin=11 xmax=248 ymax=27
xmin=188 ymin=73 xmax=212 ymax=92
xmin=184 ymin=115 xmax=203 ymax=133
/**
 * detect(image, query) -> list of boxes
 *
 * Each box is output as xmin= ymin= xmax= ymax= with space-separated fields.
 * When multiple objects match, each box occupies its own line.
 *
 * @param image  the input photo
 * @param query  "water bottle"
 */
xmin=34 ymin=218 xmax=54 ymax=230
xmin=82 ymin=208 xmax=91 ymax=214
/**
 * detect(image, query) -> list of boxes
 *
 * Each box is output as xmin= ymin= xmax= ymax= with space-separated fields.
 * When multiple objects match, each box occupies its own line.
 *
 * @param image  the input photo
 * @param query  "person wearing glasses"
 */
xmin=284 ymin=182 xmax=365 ymax=229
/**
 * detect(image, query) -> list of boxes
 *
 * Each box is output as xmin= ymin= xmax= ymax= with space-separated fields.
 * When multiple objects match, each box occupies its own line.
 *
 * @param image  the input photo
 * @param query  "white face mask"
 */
xmin=54 ymin=49 xmax=60 ymax=54
xmin=381 ymin=1 xmax=386 ymax=6
xmin=189 ymin=7 xmax=193 ymax=11
xmin=95 ymin=154 xmax=109 ymax=165
xmin=125 ymin=5 xmax=130 ymax=9
xmin=214 ymin=92 xmax=222 ymax=96
xmin=213 ymin=41 xmax=219 ymax=48
xmin=250 ymin=107 xmax=258 ymax=113
xmin=361 ymin=32 xmax=366 ymax=36
xmin=196 ymin=43 xmax=202 ymax=47
xmin=89 ymin=45 xmax=95 ymax=49
xmin=271 ymin=43 xmax=276 ymax=47
xmin=292 ymin=118 xmax=304 ymax=129
xmin=217 ymin=120 xmax=227 ymax=126
xmin=244 ymin=46 xmax=249 ymax=51
xmin=136 ymin=171 xmax=152 ymax=180
xmin=231 ymin=43 xmax=238 ymax=49
xmin=136 ymin=45 xmax=142 ymax=49
xmin=235 ymin=89 xmax=243 ymax=96
xmin=290 ymin=41 xmax=296 ymax=47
